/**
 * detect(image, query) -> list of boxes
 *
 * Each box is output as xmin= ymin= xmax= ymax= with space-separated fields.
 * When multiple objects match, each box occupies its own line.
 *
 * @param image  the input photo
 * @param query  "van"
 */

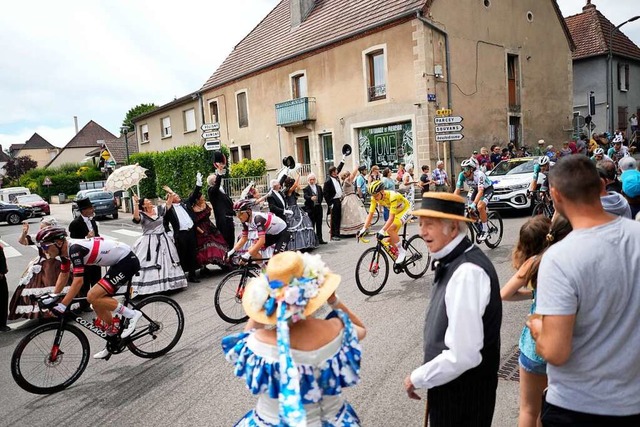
xmin=0 ymin=187 xmax=31 ymax=204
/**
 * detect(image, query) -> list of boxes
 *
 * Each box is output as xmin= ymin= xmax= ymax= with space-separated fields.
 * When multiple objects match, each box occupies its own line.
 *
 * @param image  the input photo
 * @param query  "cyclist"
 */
xmin=454 ymin=158 xmax=495 ymax=241
xmin=358 ymin=181 xmax=412 ymax=264
xmin=607 ymin=137 xmax=629 ymax=166
xmin=590 ymin=148 xmax=612 ymax=163
xmin=529 ymin=156 xmax=550 ymax=195
xmin=36 ymin=227 xmax=142 ymax=360
xmin=227 ymin=199 xmax=291 ymax=262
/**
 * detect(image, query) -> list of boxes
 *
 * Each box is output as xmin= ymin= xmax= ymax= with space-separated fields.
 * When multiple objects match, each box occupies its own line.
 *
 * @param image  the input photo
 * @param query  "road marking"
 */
xmin=112 ymin=229 xmax=143 ymax=237
xmin=0 ymin=239 xmax=22 ymax=258
xmin=99 ymin=234 xmax=119 ymax=241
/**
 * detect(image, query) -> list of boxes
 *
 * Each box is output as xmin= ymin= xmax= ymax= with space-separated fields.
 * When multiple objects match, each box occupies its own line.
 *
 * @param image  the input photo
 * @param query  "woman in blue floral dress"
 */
xmin=222 ymin=251 xmax=366 ymax=426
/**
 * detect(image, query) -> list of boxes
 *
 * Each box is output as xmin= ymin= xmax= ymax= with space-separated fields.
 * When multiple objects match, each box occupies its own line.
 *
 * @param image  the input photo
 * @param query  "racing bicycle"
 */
xmin=530 ymin=191 xmax=555 ymax=219
xmin=11 ymin=281 xmax=184 ymax=394
xmin=214 ymin=257 xmax=269 ymax=324
xmin=465 ymin=205 xmax=503 ymax=249
xmin=354 ymin=220 xmax=430 ymax=296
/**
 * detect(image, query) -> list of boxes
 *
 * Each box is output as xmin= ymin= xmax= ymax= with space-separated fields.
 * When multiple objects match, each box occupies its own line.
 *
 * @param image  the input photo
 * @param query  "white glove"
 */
xmin=356 ymin=228 xmax=368 ymax=239
xmin=52 ymin=303 xmax=67 ymax=316
xmin=41 ymin=293 xmax=60 ymax=306
xmin=196 ymin=171 xmax=203 ymax=186
xmin=284 ymin=209 xmax=293 ymax=216
xmin=226 ymin=249 xmax=235 ymax=259
xmin=376 ymin=230 xmax=387 ymax=240
xmin=341 ymin=155 xmax=346 ymax=163
xmin=241 ymin=252 xmax=251 ymax=261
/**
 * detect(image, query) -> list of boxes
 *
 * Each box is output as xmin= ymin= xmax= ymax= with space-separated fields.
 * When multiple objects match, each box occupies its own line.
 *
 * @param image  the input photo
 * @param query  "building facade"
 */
xmin=11 ymin=133 xmax=59 ymax=167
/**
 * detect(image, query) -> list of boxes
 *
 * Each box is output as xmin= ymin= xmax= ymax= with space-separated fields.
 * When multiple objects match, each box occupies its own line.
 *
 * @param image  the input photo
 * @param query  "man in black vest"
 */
xmin=303 ymin=172 xmax=326 ymax=244
xmin=163 ymin=183 xmax=200 ymax=283
xmin=69 ymin=197 xmax=101 ymax=311
xmin=323 ymin=159 xmax=345 ymax=241
xmin=403 ymin=192 xmax=502 ymax=427
xmin=267 ymin=176 xmax=291 ymax=222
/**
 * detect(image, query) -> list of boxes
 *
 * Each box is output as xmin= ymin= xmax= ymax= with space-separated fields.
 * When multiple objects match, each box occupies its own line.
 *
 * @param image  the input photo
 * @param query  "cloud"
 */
xmin=0 ymin=125 xmax=77 ymax=150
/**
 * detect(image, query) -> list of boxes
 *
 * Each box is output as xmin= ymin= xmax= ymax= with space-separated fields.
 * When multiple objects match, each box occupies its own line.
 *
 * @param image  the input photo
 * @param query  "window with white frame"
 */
xmin=618 ymin=63 xmax=630 ymax=92
xmin=292 ymin=73 xmax=307 ymax=98
xmin=183 ymin=108 xmax=196 ymax=132
xmin=237 ymin=91 xmax=248 ymax=128
xmin=365 ymin=48 xmax=386 ymax=101
xmin=140 ymin=124 xmax=149 ymax=143
xmin=161 ymin=117 xmax=171 ymax=137
xmin=209 ymin=100 xmax=219 ymax=123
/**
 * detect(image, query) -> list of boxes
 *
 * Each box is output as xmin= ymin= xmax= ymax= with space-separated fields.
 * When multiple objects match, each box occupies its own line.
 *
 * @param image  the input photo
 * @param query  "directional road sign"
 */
xmin=204 ymin=139 xmax=221 ymax=151
xmin=434 ymin=116 xmax=463 ymax=125
xmin=202 ymin=130 xmax=221 ymax=139
xmin=201 ymin=122 xmax=220 ymax=131
xmin=435 ymin=133 xmax=464 ymax=142
xmin=435 ymin=124 xmax=464 ymax=133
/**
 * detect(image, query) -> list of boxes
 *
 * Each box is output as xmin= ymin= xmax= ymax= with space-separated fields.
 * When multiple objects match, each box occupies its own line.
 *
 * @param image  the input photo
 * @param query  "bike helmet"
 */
xmin=538 ymin=156 xmax=550 ymax=166
xmin=368 ymin=180 xmax=384 ymax=194
xmin=594 ymin=148 xmax=604 ymax=156
xmin=35 ymin=226 xmax=68 ymax=245
xmin=232 ymin=199 xmax=254 ymax=212
xmin=460 ymin=158 xmax=476 ymax=169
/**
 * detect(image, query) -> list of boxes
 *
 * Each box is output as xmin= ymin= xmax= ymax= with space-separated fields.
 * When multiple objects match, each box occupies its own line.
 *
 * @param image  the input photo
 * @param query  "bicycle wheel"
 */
xmin=370 ymin=206 xmax=380 ymax=226
xmin=11 ymin=323 xmax=90 ymax=394
xmin=531 ymin=202 xmax=545 ymax=217
xmin=484 ymin=212 xmax=504 ymax=249
xmin=127 ymin=295 xmax=184 ymax=358
xmin=466 ymin=221 xmax=476 ymax=243
xmin=215 ymin=269 xmax=256 ymax=323
xmin=355 ymin=247 xmax=389 ymax=296
xmin=403 ymin=235 xmax=431 ymax=279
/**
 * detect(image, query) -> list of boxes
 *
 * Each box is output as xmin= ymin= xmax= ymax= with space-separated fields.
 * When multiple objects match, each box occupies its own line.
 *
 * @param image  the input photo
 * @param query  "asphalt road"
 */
xmin=0 ymin=203 xmax=530 ymax=426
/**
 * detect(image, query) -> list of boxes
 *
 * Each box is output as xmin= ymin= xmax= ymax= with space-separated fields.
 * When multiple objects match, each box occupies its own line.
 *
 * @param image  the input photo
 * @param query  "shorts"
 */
xmin=97 ymin=252 xmax=141 ymax=295
xmin=519 ymin=351 xmax=547 ymax=375
xmin=469 ymin=186 xmax=494 ymax=204
xmin=264 ymin=231 xmax=291 ymax=254
xmin=391 ymin=206 xmax=412 ymax=230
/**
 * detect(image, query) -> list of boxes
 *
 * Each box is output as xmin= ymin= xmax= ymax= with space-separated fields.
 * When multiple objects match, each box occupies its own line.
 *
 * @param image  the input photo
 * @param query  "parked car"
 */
xmin=72 ymin=190 xmax=118 ymax=219
xmin=0 ymin=201 xmax=33 ymax=225
xmin=486 ymin=157 xmax=538 ymax=210
xmin=15 ymin=194 xmax=50 ymax=216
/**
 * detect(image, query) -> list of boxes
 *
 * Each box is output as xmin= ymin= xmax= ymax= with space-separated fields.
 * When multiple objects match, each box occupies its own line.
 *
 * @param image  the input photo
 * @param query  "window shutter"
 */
xmin=625 ymin=64 xmax=630 ymax=90
xmin=618 ymin=63 xmax=622 ymax=90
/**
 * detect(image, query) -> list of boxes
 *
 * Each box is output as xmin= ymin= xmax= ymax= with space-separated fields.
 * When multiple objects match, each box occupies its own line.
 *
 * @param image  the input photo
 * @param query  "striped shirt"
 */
xmin=432 ymin=168 xmax=448 ymax=185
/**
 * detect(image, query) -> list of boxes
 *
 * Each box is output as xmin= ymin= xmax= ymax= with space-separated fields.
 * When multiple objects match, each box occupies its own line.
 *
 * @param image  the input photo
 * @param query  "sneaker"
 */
xmin=395 ymin=251 xmax=406 ymax=264
xmin=121 ymin=310 xmax=143 ymax=339
xmin=477 ymin=232 xmax=488 ymax=242
xmin=93 ymin=347 xmax=111 ymax=359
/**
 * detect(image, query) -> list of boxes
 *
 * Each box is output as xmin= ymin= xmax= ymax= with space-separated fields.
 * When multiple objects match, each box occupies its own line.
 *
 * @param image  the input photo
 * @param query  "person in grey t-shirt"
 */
xmin=527 ymin=156 xmax=640 ymax=424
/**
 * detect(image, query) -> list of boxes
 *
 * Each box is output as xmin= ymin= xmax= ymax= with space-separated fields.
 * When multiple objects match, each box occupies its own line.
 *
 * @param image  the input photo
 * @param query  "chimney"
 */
xmin=291 ymin=0 xmax=316 ymax=27
xmin=74 ymin=116 xmax=79 ymax=134
xmin=583 ymin=0 xmax=595 ymax=11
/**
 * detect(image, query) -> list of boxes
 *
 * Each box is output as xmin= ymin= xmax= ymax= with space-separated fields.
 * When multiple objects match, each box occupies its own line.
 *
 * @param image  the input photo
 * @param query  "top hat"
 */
xmin=410 ymin=192 xmax=473 ymax=223
xmin=76 ymin=197 xmax=93 ymax=211
xmin=213 ymin=151 xmax=227 ymax=165
xmin=342 ymin=144 xmax=352 ymax=156
xmin=282 ymin=156 xmax=295 ymax=169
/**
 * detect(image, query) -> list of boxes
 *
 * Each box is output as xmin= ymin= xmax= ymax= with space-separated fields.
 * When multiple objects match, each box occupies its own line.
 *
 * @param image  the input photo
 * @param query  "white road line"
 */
xmin=112 ymin=229 xmax=143 ymax=237
xmin=0 ymin=239 xmax=22 ymax=258
xmin=99 ymin=234 xmax=119 ymax=241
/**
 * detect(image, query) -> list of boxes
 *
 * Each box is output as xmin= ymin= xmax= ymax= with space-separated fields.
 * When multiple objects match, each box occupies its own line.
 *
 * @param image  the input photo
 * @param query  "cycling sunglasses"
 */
xmin=39 ymin=243 xmax=54 ymax=250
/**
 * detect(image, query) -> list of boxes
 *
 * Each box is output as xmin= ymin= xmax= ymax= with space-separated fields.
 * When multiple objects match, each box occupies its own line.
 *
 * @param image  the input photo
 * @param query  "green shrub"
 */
xmin=229 ymin=158 xmax=267 ymax=178
xmin=153 ymin=146 xmax=211 ymax=197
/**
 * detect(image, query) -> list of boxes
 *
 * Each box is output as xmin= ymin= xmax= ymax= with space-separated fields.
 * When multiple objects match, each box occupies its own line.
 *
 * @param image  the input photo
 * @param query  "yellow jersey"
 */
xmin=370 ymin=190 xmax=410 ymax=216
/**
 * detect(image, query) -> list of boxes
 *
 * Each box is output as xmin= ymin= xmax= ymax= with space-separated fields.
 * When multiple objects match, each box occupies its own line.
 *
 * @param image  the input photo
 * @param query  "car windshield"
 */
xmin=16 ymin=195 xmax=43 ymax=203
xmin=87 ymin=192 xmax=113 ymax=200
xmin=506 ymin=160 xmax=536 ymax=175
xmin=489 ymin=159 xmax=533 ymax=176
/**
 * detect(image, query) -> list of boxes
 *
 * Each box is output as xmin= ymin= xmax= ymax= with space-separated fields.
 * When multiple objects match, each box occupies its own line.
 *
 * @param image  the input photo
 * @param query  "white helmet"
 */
xmin=538 ymin=156 xmax=549 ymax=166
xmin=461 ymin=158 xmax=476 ymax=169
xmin=594 ymin=148 xmax=604 ymax=156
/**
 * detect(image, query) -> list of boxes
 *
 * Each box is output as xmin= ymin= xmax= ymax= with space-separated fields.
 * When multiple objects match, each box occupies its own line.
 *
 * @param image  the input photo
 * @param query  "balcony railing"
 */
xmin=275 ymin=97 xmax=316 ymax=126
xmin=368 ymin=84 xmax=386 ymax=101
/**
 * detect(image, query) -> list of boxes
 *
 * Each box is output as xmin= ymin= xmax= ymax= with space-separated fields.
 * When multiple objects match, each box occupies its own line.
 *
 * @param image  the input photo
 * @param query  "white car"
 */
xmin=486 ymin=157 xmax=540 ymax=210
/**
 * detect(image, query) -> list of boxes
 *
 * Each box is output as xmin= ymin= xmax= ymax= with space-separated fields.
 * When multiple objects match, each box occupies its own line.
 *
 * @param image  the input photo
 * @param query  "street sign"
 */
xmin=435 ymin=133 xmax=464 ymax=142
xmin=101 ymin=149 xmax=111 ymax=160
xmin=435 ymin=124 xmax=464 ymax=133
xmin=105 ymin=159 xmax=116 ymax=167
xmin=202 ymin=130 xmax=221 ymax=139
xmin=434 ymin=116 xmax=463 ymax=124
xmin=201 ymin=122 xmax=220 ymax=131
xmin=204 ymin=139 xmax=221 ymax=151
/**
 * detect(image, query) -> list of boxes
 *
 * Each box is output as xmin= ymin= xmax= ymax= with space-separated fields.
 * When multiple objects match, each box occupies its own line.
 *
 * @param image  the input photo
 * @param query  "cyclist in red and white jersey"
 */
xmin=36 ymin=227 xmax=142 ymax=359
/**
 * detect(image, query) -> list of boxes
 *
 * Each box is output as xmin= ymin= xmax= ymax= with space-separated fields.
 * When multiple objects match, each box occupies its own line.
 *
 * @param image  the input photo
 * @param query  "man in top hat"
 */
xmin=303 ymin=173 xmax=326 ymax=244
xmin=323 ymin=157 xmax=346 ymax=241
xmin=208 ymin=154 xmax=235 ymax=250
xmin=403 ymin=193 xmax=502 ymax=427
xmin=267 ymin=169 xmax=291 ymax=222
xmin=69 ymin=197 xmax=101 ymax=311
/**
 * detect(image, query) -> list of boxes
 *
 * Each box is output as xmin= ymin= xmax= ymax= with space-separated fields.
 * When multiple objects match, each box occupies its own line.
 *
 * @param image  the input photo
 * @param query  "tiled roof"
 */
xmin=103 ymin=131 xmax=139 ymax=165
xmin=23 ymin=132 xmax=55 ymax=150
xmin=565 ymin=3 xmax=640 ymax=61
xmin=64 ymin=120 xmax=117 ymax=148
xmin=0 ymin=149 xmax=11 ymax=162
xmin=202 ymin=0 xmax=426 ymax=91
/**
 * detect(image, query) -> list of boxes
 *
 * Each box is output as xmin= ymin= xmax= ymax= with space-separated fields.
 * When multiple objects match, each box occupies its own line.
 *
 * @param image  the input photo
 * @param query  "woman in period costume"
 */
xmin=190 ymin=184 xmax=230 ymax=271
xmin=338 ymin=167 xmax=367 ymax=236
xmin=283 ymin=173 xmax=318 ymax=251
xmin=222 ymin=251 xmax=366 ymax=426
xmin=130 ymin=194 xmax=188 ymax=295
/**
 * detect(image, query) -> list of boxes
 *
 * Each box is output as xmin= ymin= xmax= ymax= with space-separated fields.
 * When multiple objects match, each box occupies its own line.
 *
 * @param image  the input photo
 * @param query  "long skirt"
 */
xmin=340 ymin=194 xmax=367 ymax=236
xmin=196 ymin=228 xmax=229 ymax=268
xmin=9 ymin=257 xmax=76 ymax=320
xmin=131 ymin=233 xmax=188 ymax=295
xmin=286 ymin=204 xmax=318 ymax=251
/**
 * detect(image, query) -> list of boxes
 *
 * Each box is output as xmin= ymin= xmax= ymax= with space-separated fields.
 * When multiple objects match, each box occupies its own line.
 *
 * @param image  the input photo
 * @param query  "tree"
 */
xmin=122 ymin=103 xmax=158 ymax=132
xmin=4 ymin=156 xmax=37 ymax=181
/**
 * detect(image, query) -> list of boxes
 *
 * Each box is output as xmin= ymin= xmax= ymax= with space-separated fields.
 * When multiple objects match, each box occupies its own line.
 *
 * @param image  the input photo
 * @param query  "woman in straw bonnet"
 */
xmin=222 ymin=251 xmax=366 ymax=426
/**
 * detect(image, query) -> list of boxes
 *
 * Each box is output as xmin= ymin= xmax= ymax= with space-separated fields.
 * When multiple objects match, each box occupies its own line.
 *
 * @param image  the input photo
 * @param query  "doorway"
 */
xmin=296 ymin=137 xmax=311 ymax=165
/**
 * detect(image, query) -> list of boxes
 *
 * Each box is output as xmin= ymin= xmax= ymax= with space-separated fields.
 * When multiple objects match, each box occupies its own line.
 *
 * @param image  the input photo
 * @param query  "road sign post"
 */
xmin=201 ymin=123 xmax=220 ymax=131
xmin=202 ymin=130 xmax=221 ymax=139
xmin=204 ymin=139 xmax=221 ymax=151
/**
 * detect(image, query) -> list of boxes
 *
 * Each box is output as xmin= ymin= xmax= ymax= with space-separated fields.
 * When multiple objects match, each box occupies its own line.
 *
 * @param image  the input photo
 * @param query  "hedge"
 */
xmin=12 ymin=163 xmax=103 ymax=200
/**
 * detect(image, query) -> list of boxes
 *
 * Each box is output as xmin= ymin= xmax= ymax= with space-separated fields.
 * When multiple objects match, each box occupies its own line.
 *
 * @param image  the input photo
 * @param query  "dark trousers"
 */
xmin=427 ymin=375 xmax=497 ymax=427
xmin=308 ymin=205 xmax=324 ymax=242
xmin=218 ymin=216 xmax=235 ymax=250
xmin=329 ymin=199 xmax=342 ymax=238
xmin=175 ymin=229 xmax=197 ymax=274
xmin=265 ymin=231 xmax=291 ymax=254
xmin=81 ymin=266 xmax=101 ymax=309
xmin=541 ymin=394 xmax=640 ymax=426
xmin=0 ymin=275 xmax=8 ymax=328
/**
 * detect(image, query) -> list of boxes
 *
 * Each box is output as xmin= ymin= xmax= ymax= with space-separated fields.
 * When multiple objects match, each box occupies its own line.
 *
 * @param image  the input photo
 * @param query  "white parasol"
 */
xmin=104 ymin=164 xmax=148 ymax=194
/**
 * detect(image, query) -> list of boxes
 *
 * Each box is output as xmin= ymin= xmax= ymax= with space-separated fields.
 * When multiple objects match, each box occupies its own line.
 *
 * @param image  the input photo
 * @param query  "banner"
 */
xmin=357 ymin=122 xmax=413 ymax=171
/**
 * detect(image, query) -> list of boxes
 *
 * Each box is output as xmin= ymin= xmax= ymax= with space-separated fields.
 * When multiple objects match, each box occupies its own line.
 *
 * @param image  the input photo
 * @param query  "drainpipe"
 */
xmin=416 ymin=11 xmax=455 ymax=177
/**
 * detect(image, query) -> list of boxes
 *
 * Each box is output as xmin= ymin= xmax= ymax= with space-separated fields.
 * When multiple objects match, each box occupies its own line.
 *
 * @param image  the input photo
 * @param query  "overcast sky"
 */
xmin=1 ymin=0 xmax=638 ymax=149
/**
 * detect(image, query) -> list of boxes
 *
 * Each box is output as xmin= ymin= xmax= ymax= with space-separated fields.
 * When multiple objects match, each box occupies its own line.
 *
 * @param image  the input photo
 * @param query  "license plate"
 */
xmin=493 ymin=196 xmax=500 ymax=201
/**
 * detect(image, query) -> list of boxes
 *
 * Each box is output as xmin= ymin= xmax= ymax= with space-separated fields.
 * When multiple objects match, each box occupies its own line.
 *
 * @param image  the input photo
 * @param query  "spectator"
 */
xmin=303 ymin=173 xmax=326 ymax=244
xmin=368 ymin=165 xmax=381 ymax=183
xmin=630 ymin=113 xmax=638 ymax=135
xmin=476 ymin=147 xmax=491 ymax=171
xmin=568 ymin=141 xmax=578 ymax=155
xmin=208 ymin=157 xmax=235 ymax=251
xmin=597 ymin=159 xmax=622 ymax=194
xmin=597 ymin=164 xmax=631 ymax=218
xmin=419 ymin=165 xmax=432 ymax=193
xmin=69 ymin=197 xmax=100 ymax=311
xmin=532 ymin=140 xmax=546 ymax=156
xmin=431 ymin=160 xmax=450 ymax=192
xmin=338 ymin=167 xmax=367 ymax=236
xmin=0 ymin=242 xmax=9 ymax=332
xmin=283 ymin=174 xmax=318 ymax=250
xmin=559 ymin=141 xmax=572 ymax=158
xmin=576 ymin=134 xmax=588 ymax=155
xmin=490 ymin=145 xmax=502 ymax=168
xmin=620 ymin=157 xmax=640 ymax=218
xmin=354 ymin=165 xmax=368 ymax=200
xmin=501 ymin=147 xmax=510 ymax=162
xmin=528 ymin=155 xmax=640 ymax=425
xmin=545 ymin=145 xmax=557 ymax=162
xmin=588 ymin=133 xmax=599 ymax=156
xmin=396 ymin=163 xmax=406 ymax=184
xmin=323 ymin=157 xmax=346 ymax=241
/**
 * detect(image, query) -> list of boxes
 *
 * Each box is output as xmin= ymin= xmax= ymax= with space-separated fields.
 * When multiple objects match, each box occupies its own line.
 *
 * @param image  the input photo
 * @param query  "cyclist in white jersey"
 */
xmin=454 ymin=158 xmax=495 ymax=241
xmin=36 ymin=227 xmax=142 ymax=359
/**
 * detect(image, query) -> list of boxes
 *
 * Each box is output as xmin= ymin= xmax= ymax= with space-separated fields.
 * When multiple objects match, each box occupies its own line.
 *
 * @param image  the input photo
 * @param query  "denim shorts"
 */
xmin=519 ymin=351 xmax=547 ymax=375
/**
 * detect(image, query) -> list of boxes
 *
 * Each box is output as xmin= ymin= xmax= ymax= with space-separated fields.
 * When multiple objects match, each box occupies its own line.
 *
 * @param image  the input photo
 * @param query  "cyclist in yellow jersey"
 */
xmin=358 ymin=181 xmax=412 ymax=264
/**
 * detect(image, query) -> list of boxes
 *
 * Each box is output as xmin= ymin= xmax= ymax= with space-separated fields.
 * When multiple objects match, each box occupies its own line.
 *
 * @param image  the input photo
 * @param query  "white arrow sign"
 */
xmin=435 ymin=133 xmax=464 ymax=142
xmin=434 ymin=116 xmax=463 ymax=124
xmin=435 ymin=124 xmax=464 ymax=133
xmin=202 ymin=130 xmax=221 ymax=139
xmin=204 ymin=139 xmax=221 ymax=151
xmin=201 ymin=122 xmax=220 ymax=131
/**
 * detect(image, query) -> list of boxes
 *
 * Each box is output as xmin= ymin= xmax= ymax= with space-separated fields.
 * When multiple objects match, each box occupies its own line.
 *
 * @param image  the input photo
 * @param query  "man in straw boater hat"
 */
xmin=403 ymin=192 xmax=502 ymax=427
xmin=221 ymin=251 xmax=366 ymax=425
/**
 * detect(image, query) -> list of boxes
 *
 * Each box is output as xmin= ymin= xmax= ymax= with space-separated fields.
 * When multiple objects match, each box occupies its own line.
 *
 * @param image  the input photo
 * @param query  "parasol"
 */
xmin=104 ymin=164 xmax=148 ymax=193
